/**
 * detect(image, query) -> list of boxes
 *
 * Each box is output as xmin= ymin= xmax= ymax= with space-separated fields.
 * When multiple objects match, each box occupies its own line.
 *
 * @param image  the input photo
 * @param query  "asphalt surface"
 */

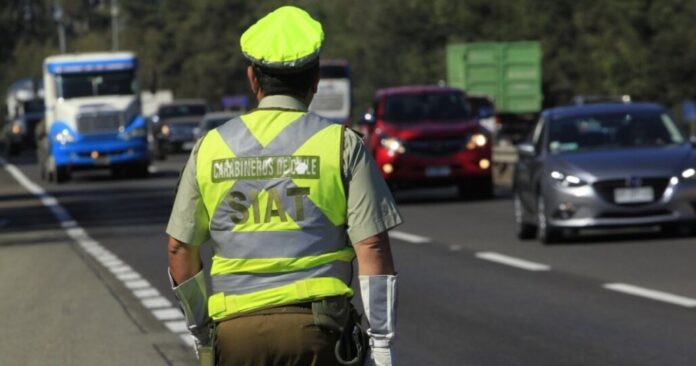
xmin=3 ymin=150 xmax=696 ymax=365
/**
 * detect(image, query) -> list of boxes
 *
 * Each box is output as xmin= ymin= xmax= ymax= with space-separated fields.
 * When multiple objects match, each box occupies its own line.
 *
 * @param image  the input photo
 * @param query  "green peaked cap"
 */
xmin=241 ymin=6 xmax=324 ymax=71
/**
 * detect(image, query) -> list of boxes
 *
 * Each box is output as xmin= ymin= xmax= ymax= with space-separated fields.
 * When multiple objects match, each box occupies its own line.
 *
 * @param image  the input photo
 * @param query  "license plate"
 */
xmin=425 ymin=166 xmax=451 ymax=177
xmin=182 ymin=141 xmax=195 ymax=150
xmin=614 ymin=187 xmax=654 ymax=203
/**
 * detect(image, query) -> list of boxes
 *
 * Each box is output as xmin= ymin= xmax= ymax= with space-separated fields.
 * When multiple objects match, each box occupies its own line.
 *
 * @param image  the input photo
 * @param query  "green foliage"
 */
xmin=2 ymin=0 xmax=696 ymax=117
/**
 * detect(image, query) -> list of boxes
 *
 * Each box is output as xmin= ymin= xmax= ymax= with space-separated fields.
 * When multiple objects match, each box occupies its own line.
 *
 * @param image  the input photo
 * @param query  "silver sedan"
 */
xmin=513 ymin=102 xmax=696 ymax=243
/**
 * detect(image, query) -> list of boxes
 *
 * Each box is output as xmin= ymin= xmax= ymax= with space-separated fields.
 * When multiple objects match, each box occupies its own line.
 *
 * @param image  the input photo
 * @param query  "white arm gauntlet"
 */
xmin=169 ymin=269 xmax=211 ymax=344
xmin=359 ymin=275 xmax=397 ymax=348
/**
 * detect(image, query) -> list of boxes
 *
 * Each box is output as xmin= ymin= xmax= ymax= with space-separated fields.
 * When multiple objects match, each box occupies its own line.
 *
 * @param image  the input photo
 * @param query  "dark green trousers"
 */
xmin=215 ymin=305 xmax=341 ymax=366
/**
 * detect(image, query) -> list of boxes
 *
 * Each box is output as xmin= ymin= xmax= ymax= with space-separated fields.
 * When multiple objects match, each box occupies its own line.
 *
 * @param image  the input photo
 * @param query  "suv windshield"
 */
xmin=382 ymin=92 xmax=470 ymax=122
xmin=548 ymin=111 xmax=685 ymax=153
xmin=159 ymin=104 xmax=207 ymax=119
xmin=56 ymin=70 xmax=135 ymax=98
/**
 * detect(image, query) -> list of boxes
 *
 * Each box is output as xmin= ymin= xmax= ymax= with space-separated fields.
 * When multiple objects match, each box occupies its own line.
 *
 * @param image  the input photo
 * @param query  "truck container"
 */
xmin=447 ymin=41 xmax=542 ymax=141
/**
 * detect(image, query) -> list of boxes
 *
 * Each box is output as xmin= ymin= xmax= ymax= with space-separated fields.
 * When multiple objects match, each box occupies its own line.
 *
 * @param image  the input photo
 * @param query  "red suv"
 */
xmin=361 ymin=86 xmax=493 ymax=198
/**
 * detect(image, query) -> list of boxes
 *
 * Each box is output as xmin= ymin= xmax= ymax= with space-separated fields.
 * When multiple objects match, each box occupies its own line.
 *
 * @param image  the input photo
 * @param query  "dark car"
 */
xmin=193 ymin=111 xmax=242 ymax=140
xmin=513 ymin=102 xmax=696 ymax=243
xmin=360 ymin=85 xmax=493 ymax=198
xmin=150 ymin=99 xmax=208 ymax=159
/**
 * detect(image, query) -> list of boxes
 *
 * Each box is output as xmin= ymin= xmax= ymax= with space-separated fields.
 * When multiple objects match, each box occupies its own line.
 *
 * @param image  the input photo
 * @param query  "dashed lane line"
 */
xmin=476 ymin=252 xmax=552 ymax=272
xmin=389 ymin=230 xmax=431 ymax=244
xmin=1 ymin=158 xmax=194 ymax=348
xmin=603 ymin=283 xmax=696 ymax=308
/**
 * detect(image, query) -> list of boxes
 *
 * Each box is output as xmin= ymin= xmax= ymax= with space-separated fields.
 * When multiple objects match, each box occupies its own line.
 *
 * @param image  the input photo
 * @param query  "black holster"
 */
xmin=312 ymin=296 xmax=368 ymax=366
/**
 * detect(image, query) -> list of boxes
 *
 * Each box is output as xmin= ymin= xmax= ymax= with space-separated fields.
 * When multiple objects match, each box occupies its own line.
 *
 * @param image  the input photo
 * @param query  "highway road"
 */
xmin=3 ymin=151 xmax=696 ymax=365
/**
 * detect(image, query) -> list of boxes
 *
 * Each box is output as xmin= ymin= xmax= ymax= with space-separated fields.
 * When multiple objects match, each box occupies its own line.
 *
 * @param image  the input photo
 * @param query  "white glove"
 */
xmin=366 ymin=346 xmax=394 ymax=366
xmin=360 ymin=275 xmax=397 ymax=366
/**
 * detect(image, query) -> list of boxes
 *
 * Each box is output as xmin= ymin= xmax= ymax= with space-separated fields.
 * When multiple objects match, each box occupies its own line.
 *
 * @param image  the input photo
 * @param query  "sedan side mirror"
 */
xmin=517 ymin=142 xmax=536 ymax=158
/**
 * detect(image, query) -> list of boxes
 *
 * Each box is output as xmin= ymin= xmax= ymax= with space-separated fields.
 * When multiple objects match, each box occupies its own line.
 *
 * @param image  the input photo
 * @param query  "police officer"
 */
xmin=167 ymin=6 xmax=401 ymax=366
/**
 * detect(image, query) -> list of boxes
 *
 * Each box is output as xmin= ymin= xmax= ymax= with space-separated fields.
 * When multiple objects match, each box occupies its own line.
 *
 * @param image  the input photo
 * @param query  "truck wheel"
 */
xmin=47 ymin=156 xmax=70 ymax=183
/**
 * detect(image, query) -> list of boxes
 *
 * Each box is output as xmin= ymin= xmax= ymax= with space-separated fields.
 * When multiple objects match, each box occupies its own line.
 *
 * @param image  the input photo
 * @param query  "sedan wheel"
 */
xmin=537 ymin=194 xmax=561 ymax=244
xmin=514 ymin=193 xmax=536 ymax=240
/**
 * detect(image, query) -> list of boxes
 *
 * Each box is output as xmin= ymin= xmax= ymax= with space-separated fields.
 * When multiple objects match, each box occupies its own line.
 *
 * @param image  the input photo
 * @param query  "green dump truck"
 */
xmin=447 ymin=41 xmax=542 ymax=142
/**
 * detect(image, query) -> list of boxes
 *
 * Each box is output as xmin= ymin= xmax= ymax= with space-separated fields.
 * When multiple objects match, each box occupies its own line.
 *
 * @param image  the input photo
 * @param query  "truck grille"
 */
xmin=405 ymin=138 xmax=466 ymax=156
xmin=593 ymin=177 xmax=670 ymax=205
xmin=76 ymin=112 xmax=123 ymax=134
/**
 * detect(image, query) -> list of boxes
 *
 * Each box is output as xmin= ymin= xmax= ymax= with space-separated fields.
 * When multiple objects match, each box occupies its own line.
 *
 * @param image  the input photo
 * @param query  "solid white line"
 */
xmin=604 ymin=283 xmax=696 ymax=308
xmin=179 ymin=334 xmax=196 ymax=348
xmin=449 ymin=244 xmax=464 ymax=251
xmin=1 ymin=158 xmax=191 ymax=348
xmin=476 ymin=252 xmax=551 ymax=271
xmin=389 ymin=230 xmax=431 ymax=244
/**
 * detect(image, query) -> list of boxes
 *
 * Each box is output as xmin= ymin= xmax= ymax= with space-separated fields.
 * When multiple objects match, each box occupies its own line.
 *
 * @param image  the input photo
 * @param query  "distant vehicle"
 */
xmin=37 ymin=52 xmax=150 ymax=183
xmin=360 ymin=85 xmax=493 ymax=198
xmin=308 ymin=60 xmax=351 ymax=124
xmin=3 ymin=78 xmax=44 ymax=156
xmin=193 ymin=111 xmax=241 ymax=140
xmin=513 ymin=103 xmax=696 ymax=243
xmin=467 ymin=94 xmax=497 ymax=134
xmin=150 ymin=99 xmax=208 ymax=159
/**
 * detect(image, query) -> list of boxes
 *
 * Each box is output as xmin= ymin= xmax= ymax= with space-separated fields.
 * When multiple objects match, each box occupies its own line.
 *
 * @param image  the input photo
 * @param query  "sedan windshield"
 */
xmin=548 ymin=112 xmax=685 ymax=153
xmin=382 ymin=92 xmax=470 ymax=122
xmin=56 ymin=70 xmax=135 ymax=99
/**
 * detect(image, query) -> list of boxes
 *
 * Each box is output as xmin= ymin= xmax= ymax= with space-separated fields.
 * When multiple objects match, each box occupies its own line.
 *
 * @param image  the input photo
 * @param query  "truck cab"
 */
xmin=38 ymin=52 xmax=149 ymax=182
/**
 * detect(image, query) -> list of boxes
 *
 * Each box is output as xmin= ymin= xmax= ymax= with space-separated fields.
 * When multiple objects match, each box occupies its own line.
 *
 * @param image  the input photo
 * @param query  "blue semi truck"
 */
xmin=37 ymin=52 xmax=150 ymax=182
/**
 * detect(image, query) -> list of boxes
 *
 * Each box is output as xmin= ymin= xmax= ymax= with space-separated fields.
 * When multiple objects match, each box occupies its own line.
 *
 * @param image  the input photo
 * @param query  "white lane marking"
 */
xmin=124 ymin=279 xmax=151 ymax=289
xmin=165 ymin=320 xmax=188 ymax=333
xmin=449 ymin=244 xmax=464 ymax=251
xmin=603 ymin=283 xmax=696 ymax=308
xmin=180 ymin=334 xmax=196 ymax=348
xmin=153 ymin=308 xmax=185 ymax=321
xmin=1 ymin=158 xmax=191 ymax=347
xmin=133 ymin=288 xmax=161 ymax=299
xmin=142 ymin=297 xmax=174 ymax=309
xmin=389 ymin=230 xmax=431 ymax=244
xmin=476 ymin=252 xmax=551 ymax=271
xmin=116 ymin=271 xmax=142 ymax=281
xmin=148 ymin=165 xmax=159 ymax=174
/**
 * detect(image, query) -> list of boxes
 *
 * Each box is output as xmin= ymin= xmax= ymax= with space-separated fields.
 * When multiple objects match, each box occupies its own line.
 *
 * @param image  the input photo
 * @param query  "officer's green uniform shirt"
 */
xmin=166 ymin=94 xmax=402 ymax=246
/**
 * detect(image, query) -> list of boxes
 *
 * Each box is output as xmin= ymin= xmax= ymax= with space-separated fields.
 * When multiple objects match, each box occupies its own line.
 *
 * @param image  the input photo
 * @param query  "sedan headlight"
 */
xmin=380 ymin=137 xmax=405 ymax=154
xmin=466 ymin=133 xmax=488 ymax=150
xmin=54 ymin=128 xmax=75 ymax=145
xmin=550 ymin=170 xmax=587 ymax=187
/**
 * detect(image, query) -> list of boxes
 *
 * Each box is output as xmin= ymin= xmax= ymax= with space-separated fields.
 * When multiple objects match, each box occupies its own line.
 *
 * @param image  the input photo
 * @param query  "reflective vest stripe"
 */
xmin=208 ymin=277 xmax=353 ymax=319
xmin=211 ymin=261 xmax=352 ymax=296
xmin=211 ymin=247 xmax=355 ymax=275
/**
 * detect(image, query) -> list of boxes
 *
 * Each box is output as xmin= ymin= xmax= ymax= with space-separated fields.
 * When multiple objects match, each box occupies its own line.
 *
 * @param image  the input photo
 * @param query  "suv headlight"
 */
xmin=380 ymin=137 xmax=405 ymax=154
xmin=681 ymin=168 xmax=696 ymax=179
xmin=54 ymin=128 xmax=75 ymax=145
xmin=10 ymin=122 xmax=23 ymax=135
xmin=466 ymin=133 xmax=488 ymax=150
xmin=161 ymin=124 xmax=170 ymax=136
xmin=550 ymin=170 xmax=587 ymax=187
